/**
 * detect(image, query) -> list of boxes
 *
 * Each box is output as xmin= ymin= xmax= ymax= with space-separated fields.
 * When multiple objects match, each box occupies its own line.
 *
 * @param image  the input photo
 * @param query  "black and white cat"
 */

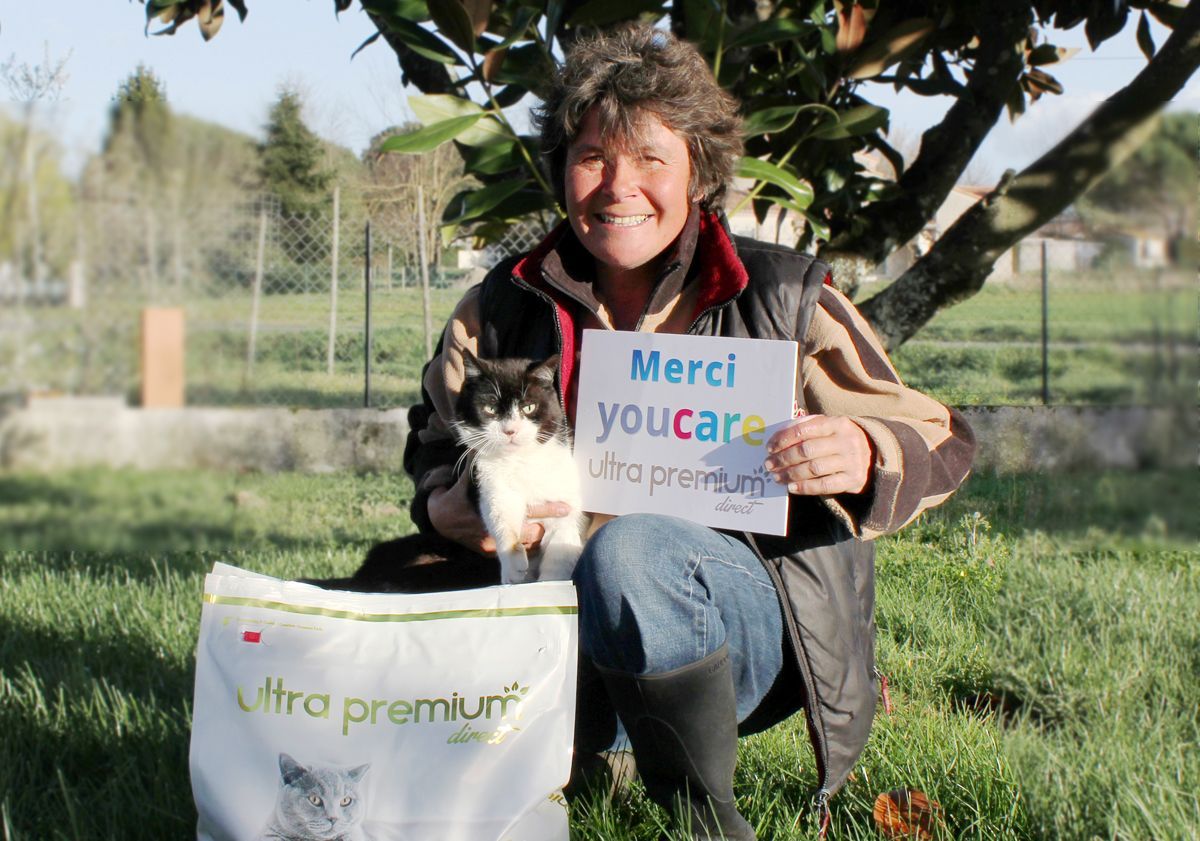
xmin=453 ymin=351 xmax=585 ymax=584
xmin=257 ymin=753 xmax=371 ymax=841
xmin=304 ymin=353 xmax=585 ymax=592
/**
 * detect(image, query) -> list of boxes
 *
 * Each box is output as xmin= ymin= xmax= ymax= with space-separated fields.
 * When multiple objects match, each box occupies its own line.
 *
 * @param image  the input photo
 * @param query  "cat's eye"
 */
xmin=480 ymin=405 xmax=497 ymax=416
xmin=308 ymin=795 xmax=323 ymax=807
xmin=340 ymin=796 xmax=353 ymax=806
xmin=521 ymin=403 xmax=537 ymax=416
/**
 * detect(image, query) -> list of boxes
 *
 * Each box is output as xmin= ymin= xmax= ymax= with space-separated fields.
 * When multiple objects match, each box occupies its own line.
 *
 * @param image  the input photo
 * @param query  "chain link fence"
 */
xmin=0 ymin=187 xmax=1190 ymax=409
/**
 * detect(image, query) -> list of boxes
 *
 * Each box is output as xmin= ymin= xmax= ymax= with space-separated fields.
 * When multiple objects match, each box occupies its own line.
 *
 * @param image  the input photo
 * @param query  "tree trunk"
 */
xmin=859 ymin=2 xmax=1200 ymax=350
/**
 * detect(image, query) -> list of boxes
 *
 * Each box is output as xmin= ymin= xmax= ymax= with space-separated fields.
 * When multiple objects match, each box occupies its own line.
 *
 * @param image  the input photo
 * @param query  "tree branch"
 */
xmin=820 ymin=4 xmax=1032 ymax=266
xmin=858 ymin=1 xmax=1200 ymax=350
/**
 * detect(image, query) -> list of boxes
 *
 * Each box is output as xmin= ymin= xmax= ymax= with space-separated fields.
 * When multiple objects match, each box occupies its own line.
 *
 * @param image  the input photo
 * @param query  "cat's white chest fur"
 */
xmin=472 ymin=431 xmax=586 ymax=585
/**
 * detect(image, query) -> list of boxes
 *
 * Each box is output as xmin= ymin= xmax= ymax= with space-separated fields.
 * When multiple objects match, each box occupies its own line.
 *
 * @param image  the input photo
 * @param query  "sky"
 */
xmin=1 ymin=2 xmax=1196 ymax=181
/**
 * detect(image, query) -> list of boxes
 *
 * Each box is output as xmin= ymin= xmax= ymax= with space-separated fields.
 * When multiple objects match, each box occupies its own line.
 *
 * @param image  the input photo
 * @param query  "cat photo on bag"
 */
xmin=256 ymin=753 xmax=371 ymax=841
xmin=305 ymin=353 xmax=587 ymax=593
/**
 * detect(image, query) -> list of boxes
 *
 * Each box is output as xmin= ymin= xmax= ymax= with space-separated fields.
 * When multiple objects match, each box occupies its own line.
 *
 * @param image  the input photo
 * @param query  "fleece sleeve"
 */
xmin=801 ymin=285 xmax=976 ymax=540
xmin=402 ymin=286 xmax=485 ymax=534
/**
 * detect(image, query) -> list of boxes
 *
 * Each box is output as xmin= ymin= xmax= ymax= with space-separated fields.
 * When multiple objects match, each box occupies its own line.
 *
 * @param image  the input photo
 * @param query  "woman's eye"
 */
xmin=340 ymin=796 xmax=353 ymax=807
xmin=521 ymin=403 xmax=537 ymax=416
xmin=308 ymin=795 xmax=322 ymax=806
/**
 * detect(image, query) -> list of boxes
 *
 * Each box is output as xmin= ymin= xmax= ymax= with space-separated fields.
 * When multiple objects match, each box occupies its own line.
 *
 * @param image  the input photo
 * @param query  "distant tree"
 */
xmin=104 ymin=63 xmax=173 ymax=181
xmin=259 ymin=86 xmax=332 ymax=217
xmin=1 ymin=44 xmax=71 ymax=286
xmin=1078 ymin=111 xmax=1198 ymax=253
xmin=361 ymin=124 xmax=473 ymax=277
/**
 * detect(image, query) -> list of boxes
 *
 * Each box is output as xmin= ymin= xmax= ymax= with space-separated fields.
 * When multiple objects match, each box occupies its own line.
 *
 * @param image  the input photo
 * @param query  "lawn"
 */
xmin=0 ymin=467 xmax=1196 ymax=839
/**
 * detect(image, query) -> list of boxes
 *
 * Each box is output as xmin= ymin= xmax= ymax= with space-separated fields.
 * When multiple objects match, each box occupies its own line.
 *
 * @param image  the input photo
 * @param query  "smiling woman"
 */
xmin=401 ymin=22 xmax=976 ymax=840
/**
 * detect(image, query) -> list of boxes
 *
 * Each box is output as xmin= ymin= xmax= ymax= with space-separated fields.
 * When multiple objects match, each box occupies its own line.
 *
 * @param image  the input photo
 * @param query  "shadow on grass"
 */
xmin=947 ymin=468 xmax=1198 ymax=544
xmin=0 ymin=701 xmax=194 ymax=841
xmin=0 ymin=472 xmax=386 ymax=559
xmin=0 ymin=615 xmax=194 ymax=704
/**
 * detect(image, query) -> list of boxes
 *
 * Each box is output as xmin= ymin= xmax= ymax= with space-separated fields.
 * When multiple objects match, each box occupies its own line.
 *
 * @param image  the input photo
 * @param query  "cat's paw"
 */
xmin=537 ymin=544 xmax=582 ymax=581
xmin=498 ymin=546 xmax=529 ymax=584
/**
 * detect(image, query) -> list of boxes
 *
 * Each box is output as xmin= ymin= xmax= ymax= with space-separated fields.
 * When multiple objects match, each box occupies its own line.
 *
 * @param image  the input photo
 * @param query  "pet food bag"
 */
xmin=190 ymin=563 xmax=578 ymax=841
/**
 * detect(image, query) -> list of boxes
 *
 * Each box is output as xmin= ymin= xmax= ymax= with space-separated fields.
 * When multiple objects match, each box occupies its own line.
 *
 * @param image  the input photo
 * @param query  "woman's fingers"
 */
xmin=764 ymin=414 xmax=873 ymax=496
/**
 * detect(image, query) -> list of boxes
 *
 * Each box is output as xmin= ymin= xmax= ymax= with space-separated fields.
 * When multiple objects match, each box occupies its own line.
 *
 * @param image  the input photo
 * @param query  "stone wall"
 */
xmin=0 ymin=397 xmax=1193 ymax=474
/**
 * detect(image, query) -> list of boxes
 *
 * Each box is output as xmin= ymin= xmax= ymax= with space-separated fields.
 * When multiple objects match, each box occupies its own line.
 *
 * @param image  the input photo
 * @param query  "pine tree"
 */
xmin=104 ymin=64 xmax=173 ymax=184
xmin=258 ymin=87 xmax=330 ymax=216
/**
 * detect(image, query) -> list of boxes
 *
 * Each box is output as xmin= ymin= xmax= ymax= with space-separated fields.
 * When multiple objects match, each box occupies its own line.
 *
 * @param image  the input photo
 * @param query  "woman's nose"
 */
xmin=600 ymin=156 xmax=637 ymax=199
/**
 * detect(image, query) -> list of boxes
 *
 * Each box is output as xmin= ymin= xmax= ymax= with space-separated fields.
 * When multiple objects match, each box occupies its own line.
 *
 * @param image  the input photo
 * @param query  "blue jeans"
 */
xmin=574 ymin=514 xmax=786 ymax=725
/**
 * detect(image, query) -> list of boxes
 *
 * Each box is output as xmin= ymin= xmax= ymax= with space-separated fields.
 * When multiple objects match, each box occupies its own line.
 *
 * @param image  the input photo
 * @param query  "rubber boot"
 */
xmin=596 ymin=645 xmax=756 ymax=841
xmin=565 ymin=657 xmax=636 ymax=802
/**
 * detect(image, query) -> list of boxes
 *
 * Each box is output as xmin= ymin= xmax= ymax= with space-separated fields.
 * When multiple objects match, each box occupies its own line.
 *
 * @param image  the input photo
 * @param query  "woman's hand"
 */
xmin=427 ymin=471 xmax=571 ymax=554
xmin=764 ymin=414 xmax=875 ymax=496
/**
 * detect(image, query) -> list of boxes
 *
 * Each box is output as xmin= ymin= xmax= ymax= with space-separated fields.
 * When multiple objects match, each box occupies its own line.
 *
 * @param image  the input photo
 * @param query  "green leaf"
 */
xmin=678 ymin=0 xmax=725 ymax=51
xmin=802 ymin=209 xmax=831 ymax=242
xmin=443 ymin=178 xmax=528 ymax=225
xmin=486 ymin=43 xmax=553 ymax=90
xmin=742 ymin=103 xmax=840 ymax=138
xmin=360 ymin=0 xmax=428 ymax=21
xmin=743 ymin=106 xmax=804 ymax=137
xmin=379 ymin=16 xmax=460 ymax=64
xmin=736 ymin=157 xmax=814 ymax=206
xmin=1136 ymin=11 xmax=1156 ymax=60
xmin=378 ymin=115 xmax=484 ymax=153
xmin=409 ymin=94 xmax=510 ymax=145
xmin=1027 ymin=44 xmax=1079 ymax=67
xmin=567 ymin=0 xmax=667 ymax=28
xmin=350 ymin=31 xmax=382 ymax=61
xmin=809 ymin=104 xmax=888 ymax=140
xmin=494 ymin=6 xmax=540 ymax=50
xmin=429 ymin=0 xmax=477 ymax=55
xmin=726 ymin=18 xmax=813 ymax=51
xmin=846 ymin=17 xmax=935 ymax=80
xmin=461 ymin=138 xmax=524 ymax=175
xmin=409 ymin=94 xmax=484 ymax=121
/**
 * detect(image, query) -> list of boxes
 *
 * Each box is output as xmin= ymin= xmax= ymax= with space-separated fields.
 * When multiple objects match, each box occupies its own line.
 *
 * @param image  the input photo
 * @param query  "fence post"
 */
xmin=387 ymin=245 xmax=394 ymax=291
xmin=418 ymin=185 xmax=433 ymax=360
xmin=364 ymin=221 xmax=373 ymax=409
xmin=1041 ymin=239 xmax=1050 ymax=406
xmin=244 ymin=208 xmax=268 ymax=386
xmin=327 ymin=185 xmax=341 ymax=376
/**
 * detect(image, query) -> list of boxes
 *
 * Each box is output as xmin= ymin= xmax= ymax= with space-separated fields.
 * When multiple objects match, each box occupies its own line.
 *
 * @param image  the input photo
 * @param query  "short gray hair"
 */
xmin=534 ymin=24 xmax=743 ymax=213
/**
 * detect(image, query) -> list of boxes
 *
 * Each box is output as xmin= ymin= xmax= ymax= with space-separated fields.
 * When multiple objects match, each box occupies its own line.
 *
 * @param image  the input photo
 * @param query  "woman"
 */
xmin=403 ymin=24 xmax=975 ymax=840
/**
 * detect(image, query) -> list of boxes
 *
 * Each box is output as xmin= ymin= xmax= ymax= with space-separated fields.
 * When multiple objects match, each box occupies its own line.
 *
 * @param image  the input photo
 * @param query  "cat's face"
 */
xmin=454 ymin=353 xmax=564 ymax=455
xmin=275 ymin=753 xmax=369 ymax=840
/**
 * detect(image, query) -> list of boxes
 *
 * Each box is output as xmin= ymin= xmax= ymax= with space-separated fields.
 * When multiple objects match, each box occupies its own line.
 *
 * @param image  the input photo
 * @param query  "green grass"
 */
xmin=1 ymin=467 xmax=1196 ymax=839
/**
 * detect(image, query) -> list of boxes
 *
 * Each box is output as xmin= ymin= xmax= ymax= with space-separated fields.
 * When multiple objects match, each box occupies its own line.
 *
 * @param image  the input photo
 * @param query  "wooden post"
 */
xmin=364 ymin=221 xmax=373 ymax=409
xmin=141 ymin=307 xmax=185 ymax=407
xmin=1041 ymin=240 xmax=1050 ymax=406
xmin=244 ymin=209 xmax=268 ymax=385
xmin=418 ymin=185 xmax=433 ymax=360
xmin=327 ymin=185 xmax=341 ymax=376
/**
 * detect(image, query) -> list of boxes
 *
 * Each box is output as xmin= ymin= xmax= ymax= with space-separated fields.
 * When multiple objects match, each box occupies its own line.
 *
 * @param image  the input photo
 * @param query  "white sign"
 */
xmin=573 ymin=330 xmax=797 ymax=536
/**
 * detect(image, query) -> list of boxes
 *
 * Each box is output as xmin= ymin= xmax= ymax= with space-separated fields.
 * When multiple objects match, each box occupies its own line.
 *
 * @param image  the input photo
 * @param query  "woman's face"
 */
xmin=564 ymin=108 xmax=692 ymax=279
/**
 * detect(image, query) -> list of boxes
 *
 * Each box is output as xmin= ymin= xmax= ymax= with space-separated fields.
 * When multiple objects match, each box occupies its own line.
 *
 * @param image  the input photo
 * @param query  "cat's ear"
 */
xmin=460 ymin=347 xmax=483 ymax=379
xmin=347 ymin=763 xmax=370 ymax=782
xmin=279 ymin=753 xmax=307 ymax=785
xmin=529 ymin=355 xmax=559 ymax=385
